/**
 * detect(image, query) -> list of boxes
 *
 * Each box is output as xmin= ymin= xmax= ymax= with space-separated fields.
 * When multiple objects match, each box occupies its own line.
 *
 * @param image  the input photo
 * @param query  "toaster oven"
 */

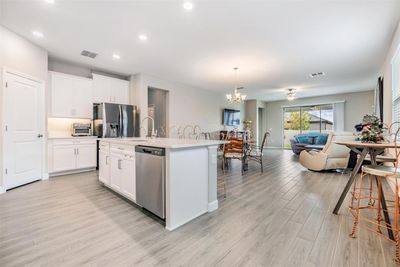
xmin=72 ymin=123 xmax=92 ymax=136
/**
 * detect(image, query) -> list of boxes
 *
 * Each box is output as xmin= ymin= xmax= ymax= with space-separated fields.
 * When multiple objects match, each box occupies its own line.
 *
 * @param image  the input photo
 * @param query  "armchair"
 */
xmin=299 ymin=132 xmax=355 ymax=171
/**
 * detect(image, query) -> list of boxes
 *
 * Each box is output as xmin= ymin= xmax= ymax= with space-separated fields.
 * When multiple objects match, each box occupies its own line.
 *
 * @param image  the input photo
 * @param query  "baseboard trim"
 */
xmin=166 ymin=209 xmax=208 ymax=231
xmin=207 ymin=200 xmax=219 ymax=212
xmin=0 ymin=186 xmax=6 ymax=194
xmin=49 ymin=167 xmax=96 ymax=177
xmin=42 ymin=173 xmax=50 ymax=180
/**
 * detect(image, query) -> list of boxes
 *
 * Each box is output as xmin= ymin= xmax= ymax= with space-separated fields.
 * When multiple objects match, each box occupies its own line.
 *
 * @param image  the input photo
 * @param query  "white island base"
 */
xmin=98 ymin=138 xmax=223 ymax=231
xmin=165 ymin=145 xmax=219 ymax=230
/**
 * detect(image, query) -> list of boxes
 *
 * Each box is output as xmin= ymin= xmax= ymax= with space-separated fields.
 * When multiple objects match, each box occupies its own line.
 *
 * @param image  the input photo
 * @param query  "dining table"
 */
xmin=333 ymin=140 xmax=398 ymax=240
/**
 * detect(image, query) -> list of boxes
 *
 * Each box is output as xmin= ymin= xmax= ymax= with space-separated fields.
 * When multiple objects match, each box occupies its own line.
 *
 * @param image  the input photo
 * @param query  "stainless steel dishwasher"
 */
xmin=135 ymin=146 xmax=166 ymax=219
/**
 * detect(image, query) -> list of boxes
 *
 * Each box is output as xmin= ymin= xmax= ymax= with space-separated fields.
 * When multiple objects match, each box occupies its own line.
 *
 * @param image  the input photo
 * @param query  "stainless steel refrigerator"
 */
xmin=93 ymin=103 xmax=140 ymax=138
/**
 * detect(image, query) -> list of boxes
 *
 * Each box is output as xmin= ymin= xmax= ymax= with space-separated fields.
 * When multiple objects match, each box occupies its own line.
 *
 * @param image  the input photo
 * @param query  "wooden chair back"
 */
xmin=224 ymin=137 xmax=244 ymax=155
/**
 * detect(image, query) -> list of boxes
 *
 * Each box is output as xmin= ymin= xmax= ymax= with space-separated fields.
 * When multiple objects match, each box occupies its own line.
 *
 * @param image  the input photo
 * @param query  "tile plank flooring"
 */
xmin=0 ymin=149 xmax=397 ymax=266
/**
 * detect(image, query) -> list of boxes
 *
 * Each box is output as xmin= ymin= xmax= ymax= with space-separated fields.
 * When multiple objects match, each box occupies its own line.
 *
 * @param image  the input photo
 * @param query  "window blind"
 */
xmin=392 ymin=48 xmax=400 ymax=125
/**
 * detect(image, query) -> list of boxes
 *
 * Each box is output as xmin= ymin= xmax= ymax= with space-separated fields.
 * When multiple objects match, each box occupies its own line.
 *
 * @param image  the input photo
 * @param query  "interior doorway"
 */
xmin=258 ymin=107 xmax=265 ymax=145
xmin=148 ymin=87 xmax=168 ymax=137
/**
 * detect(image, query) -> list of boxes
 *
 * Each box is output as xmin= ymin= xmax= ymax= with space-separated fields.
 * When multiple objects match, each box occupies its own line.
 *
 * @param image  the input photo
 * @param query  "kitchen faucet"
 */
xmin=183 ymin=125 xmax=194 ymax=139
xmin=193 ymin=125 xmax=201 ymax=139
xmin=141 ymin=116 xmax=157 ymax=138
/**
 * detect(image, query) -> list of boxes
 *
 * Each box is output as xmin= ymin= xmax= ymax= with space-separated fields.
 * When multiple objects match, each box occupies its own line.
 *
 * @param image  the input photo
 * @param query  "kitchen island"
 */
xmin=98 ymin=137 xmax=225 ymax=231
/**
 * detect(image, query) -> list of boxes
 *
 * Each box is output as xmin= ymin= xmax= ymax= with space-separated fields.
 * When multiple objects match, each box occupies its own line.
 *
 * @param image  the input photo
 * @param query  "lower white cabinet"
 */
xmin=76 ymin=144 xmax=97 ymax=169
xmin=99 ymin=141 xmax=136 ymax=202
xmin=52 ymin=145 xmax=76 ymax=172
xmin=48 ymin=138 xmax=97 ymax=175
xmin=99 ymin=149 xmax=110 ymax=185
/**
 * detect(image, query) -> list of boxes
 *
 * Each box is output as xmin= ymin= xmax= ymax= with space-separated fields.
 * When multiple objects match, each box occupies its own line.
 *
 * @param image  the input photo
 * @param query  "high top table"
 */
xmin=333 ymin=140 xmax=397 ymax=240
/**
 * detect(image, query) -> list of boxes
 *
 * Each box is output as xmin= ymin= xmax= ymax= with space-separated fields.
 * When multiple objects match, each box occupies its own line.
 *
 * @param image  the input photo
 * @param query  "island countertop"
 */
xmin=98 ymin=137 xmax=226 ymax=149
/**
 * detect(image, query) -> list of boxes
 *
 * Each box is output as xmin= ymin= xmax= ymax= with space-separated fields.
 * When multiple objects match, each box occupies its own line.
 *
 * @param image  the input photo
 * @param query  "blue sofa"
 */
xmin=290 ymin=132 xmax=329 ymax=155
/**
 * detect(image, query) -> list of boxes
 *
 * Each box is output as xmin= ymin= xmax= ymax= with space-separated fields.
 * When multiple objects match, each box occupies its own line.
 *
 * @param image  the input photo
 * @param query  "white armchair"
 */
xmin=299 ymin=132 xmax=355 ymax=171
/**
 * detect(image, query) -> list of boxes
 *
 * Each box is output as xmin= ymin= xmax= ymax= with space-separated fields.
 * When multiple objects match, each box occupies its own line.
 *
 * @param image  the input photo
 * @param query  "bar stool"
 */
xmin=349 ymin=129 xmax=400 ymax=264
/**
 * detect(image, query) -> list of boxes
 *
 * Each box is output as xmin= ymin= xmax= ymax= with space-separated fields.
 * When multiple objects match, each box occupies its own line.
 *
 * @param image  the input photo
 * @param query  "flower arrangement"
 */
xmin=354 ymin=114 xmax=384 ymax=143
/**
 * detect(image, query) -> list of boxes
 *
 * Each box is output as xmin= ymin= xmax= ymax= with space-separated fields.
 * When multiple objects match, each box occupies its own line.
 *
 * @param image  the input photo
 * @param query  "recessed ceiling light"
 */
xmin=112 ymin=54 xmax=121 ymax=59
xmin=183 ymin=1 xmax=194 ymax=10
xmin=32 ymin=31 xmax=44 ymax=38
xmin=44 ymin=0 xmax=54 ymax=4
xmin=138 ymin=34 xmax=148 ymax=41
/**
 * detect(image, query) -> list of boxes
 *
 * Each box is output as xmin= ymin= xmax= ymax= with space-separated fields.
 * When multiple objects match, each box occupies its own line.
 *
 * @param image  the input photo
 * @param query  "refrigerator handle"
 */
xmin=118 ymin=105 xmax=123 ymax=137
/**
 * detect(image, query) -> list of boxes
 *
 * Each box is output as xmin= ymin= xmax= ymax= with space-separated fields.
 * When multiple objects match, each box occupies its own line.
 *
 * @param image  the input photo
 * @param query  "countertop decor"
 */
xmin=355 ymin=114 xmax=384 ymax=143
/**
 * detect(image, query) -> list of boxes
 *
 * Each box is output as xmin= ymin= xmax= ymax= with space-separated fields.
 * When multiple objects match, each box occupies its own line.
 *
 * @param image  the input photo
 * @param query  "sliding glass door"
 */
xmin=283 ymin=104 xmax=334 ymax=148
xmin=283 ymin=107 xmax=301 ymax=148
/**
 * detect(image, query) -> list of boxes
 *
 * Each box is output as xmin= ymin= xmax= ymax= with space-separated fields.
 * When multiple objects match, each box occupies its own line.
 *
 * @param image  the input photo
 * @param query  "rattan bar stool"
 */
xmin=349 ymin=127 xmax=400 ymax=264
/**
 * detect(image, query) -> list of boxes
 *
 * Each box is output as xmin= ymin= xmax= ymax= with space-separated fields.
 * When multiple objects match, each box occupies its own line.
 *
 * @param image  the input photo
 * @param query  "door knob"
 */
xmin=37 ymin=134 xmax=43 ymax=138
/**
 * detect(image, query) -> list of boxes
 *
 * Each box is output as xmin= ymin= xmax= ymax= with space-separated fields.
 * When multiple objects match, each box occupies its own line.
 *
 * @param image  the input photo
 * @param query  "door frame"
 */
xmin=2 ymin=67 xmax=47 ymax=191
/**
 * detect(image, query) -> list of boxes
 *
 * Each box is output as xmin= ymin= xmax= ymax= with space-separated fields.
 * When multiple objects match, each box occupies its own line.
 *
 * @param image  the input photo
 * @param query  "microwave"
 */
xmin=72 ymin=123 xmax=92 ymax=137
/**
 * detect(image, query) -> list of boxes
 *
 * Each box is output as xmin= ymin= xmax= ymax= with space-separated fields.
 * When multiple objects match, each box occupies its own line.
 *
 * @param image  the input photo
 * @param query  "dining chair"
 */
xmin=222 ymin=137 xmax=246 ymax=175
xmin=246 ymin=131 xmax=270 ymax=173
xmin=349 ymin=128 xmax=400 ymax=263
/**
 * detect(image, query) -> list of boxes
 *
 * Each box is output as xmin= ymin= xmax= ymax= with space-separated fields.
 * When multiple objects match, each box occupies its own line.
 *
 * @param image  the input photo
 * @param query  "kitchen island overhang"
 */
xmin=98 ymin=138 xmax=226 ymax=231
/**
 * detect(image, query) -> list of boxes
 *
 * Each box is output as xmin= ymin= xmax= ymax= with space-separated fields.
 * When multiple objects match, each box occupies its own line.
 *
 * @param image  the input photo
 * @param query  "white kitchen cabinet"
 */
xmin=76 ymin=144 xmax=97 ymax=169
xmin=100 ymin=142 xmax=136 ymax=202
xmin=92 ymin=73 xmax=129 ymax=104
xmin=110 ymin=155 xmax=123 ymax=192
xmin=111 ymin=78 xmax=130 ymax=104
xmin=121 ymin=155 xmax=135 ymax=200
xmin=49 ymin=71 xmax=93 ymax=119
xmin=99 ymin=143 xmax=110 ymax=185
xmin=52 ymin=145 xmax=76 ymax=172
xmin=48 ymin=138 xmax=97 ymax=175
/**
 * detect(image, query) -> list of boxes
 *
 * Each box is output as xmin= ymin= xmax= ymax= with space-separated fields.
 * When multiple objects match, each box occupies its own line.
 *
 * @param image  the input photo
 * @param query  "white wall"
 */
xmin=265 ymin=91 xmax=374 ymax=147
xmin=0 ymin=26 xmax=48 ymax=190
xmin=130 ymin=73 xmax=244 ymax=137
xmin=382 ymin=21 xmax=400 ymax=123
xmin=244 ymin=100 xmax=267 ymax=145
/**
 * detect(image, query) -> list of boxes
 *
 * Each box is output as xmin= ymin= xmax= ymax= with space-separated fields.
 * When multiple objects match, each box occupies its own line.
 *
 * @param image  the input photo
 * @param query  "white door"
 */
xmin=3 ymin=71 xmax=45 ymax=190
xmin=121 ymin=156 xmax=135 ymax=201
xmin=52 ymin=145 xmax=76 ymax=172
xmin=76 ymin=144 xmax=97 ymax=169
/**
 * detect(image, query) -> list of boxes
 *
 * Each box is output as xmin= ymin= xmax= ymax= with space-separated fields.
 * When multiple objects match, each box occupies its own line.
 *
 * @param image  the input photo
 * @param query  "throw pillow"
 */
xmin=315 ymin=134 xmax=328 ymax=145
xmin=296 ymin=135 xmax=309 ymax=144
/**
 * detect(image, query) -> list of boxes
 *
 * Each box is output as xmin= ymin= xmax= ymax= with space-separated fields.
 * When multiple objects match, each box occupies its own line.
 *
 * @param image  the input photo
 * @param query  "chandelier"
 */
xmin=226 ymin=67 xmax=247 ymax=103
xmin=287 ymin=89 xmax=296 ymax=101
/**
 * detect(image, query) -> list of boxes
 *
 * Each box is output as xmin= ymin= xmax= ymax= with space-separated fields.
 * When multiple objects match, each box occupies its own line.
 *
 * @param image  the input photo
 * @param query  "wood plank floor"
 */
xmin=0 ymin=149 xmax=397 ymax=266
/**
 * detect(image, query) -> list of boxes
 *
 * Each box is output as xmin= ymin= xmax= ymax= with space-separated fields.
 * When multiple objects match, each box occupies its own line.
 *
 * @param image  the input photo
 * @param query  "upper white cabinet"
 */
xmin=49 ymin=71 xmax=93 ymax=119
xmin=92 ymin=74 xmax=129 ymax=104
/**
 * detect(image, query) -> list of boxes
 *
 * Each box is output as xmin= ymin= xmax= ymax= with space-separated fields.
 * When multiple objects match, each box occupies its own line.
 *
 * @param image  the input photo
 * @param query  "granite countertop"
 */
xmin=98 ymin=137 xmax=226 ymax=149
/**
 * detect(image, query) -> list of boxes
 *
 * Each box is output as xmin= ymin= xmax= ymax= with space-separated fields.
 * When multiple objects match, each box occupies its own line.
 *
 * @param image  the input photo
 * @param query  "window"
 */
xmin=283 ymin=104 xmax=334 ymax=148
xmin=392 ymin=47 xmax=400 ymax=124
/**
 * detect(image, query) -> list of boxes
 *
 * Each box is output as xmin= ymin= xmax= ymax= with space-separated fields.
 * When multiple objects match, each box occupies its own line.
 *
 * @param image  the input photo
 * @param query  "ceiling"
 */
xmin=1 ymin=0 xmax=400 ymax=101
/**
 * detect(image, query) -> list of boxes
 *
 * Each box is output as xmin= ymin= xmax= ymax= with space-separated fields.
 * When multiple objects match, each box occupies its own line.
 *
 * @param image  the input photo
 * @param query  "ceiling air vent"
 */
xmin=81 ymin=50 xmax=98 ymax=59
xmin=309 ymin=72 xmax=325 ymax=78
